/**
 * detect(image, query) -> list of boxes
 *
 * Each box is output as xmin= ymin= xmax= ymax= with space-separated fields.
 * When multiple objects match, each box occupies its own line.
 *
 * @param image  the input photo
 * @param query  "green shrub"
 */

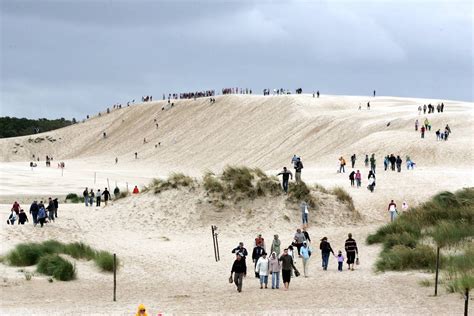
xmin=382 ymin=232 xmax=418 ymax=251
xmin=221 ymin=166 xmax=255 ymax=196
xmin=376 ymin=245 xmax=437 ymax=271
xmin=6 ymin=243 xmax=43 ymax=266
xmin=94 ymin=251 xmax=116 ymax=272
xmin=203 ymin=172 xmax=224 ymax=193
xmin=418 ymin=278 xmax=432 ymax=287
xmin=63 ymin=242 xmax=96 ymax=260
xmin=168 ymin=172 xmax=194 ymax=187
xmin=332 ymin=187 xmax=356 ymax=212
xmin=313 ymin=183 xmax=328 ymax=194
xmin=256 ymin=176 xmax=281 ymax=197
xmin=37 ymin=254 xmax=76 ymax=281
xmin=65 ymin=193 xmax=83 ymax=203
xmin=287 ymin=181 xmax=316 ymax=207
xmin=366 ymin=220 xmax=421 ymax=245
xmin=41 ymin=240 xmax=64 ymax=254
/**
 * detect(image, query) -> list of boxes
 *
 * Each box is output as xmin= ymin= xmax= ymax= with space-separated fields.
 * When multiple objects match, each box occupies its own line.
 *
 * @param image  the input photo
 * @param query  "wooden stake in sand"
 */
xmin=211 ymin=225 xmax=220 ymax=262
xmin=113 ymin=253 xmax=117 ymax=302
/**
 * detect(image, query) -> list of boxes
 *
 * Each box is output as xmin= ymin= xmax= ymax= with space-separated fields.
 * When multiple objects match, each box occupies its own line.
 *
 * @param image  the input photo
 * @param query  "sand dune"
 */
xmin=0 ymin=94 xmax=473 ymax=315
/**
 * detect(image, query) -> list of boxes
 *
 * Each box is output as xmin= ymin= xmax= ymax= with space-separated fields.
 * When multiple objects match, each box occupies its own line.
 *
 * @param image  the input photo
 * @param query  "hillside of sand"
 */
xmin=1 ymin=94 xmax=473 ymax=315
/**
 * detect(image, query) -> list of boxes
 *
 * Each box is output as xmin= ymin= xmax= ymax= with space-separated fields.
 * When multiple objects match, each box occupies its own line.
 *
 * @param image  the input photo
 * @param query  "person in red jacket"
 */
xmin=420 ymin=126 xmax=425 ymax=138
xmin=11 ymin=201 xmax=20 ymax=215
xmin=132 ymin=186 xmax=139 ymax=194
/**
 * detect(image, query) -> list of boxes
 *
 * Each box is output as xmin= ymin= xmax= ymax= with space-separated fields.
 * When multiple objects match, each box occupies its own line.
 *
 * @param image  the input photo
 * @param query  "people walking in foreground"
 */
xmin=96 ymin=189 xmax=101 ymax=207
xmin=37 ymin=205 xmax=47 ymax=227
xmin=293 ymin=228 xmax=306 ymax=256
xmin=252 ymin=243 xmax=265 ymax=278
xmin=230 ymin=253 xmax=247 ymax=292
xmin=271 ymin=235 xmax=281 ymax=256
xmin=255 ymin=252 xmax=269 ymax=289
xmin=268 ymin=252 xmax=281 ymax=289
xmin=388 ymin=200 xmax=397 ymax=222
xmin=277 ymin=167 xmax=293 ymax=193
xmin=89 ymin=189 xmax=95 ymax=206
xmin=232 ymin=242 xmax=248 ymax=260
xmin=279 ymin=248 xmax=299 ymax=290
xmin=336 ymin=251 xmax=344 ymax=271
xmin=255 ymin=234 xmax=265 ymax=250
xmin=344 ymin=233 xmax=359 ymax=271
xmin=18 ymin=209 xmax=29 ymax=225
xmin=7 ymin=209 xmax=17 ymax=225
xmin=30 ymin=200 xmax=39 ymax=225
xmin=319 ymin=237 xmax=334 ymax=270
xmin=300 ymin=241 xmax=311 ymax=277
xmin=83 ymin=187 xmax=89 ymax=207
xmin=46 ymin=198 xmax=55 ymax=222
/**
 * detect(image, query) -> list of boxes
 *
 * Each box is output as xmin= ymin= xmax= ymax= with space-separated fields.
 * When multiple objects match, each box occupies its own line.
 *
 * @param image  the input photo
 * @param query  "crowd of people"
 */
xmin=418 ymin=103 xmax=445 ymax=115
xmin=222 ymin=87 xmax=252 ymax=95
xmin=7 ymin=198 xmax=59 ymax=228
xmin=230 ymin=231 xmax=359 ymax=292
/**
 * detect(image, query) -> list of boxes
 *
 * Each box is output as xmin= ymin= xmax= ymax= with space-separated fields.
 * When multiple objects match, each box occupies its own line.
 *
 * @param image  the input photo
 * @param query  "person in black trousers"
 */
xmin=230 ymin=253 xmax=247 ymax=292
xmin=277 ymin=167 xmax=293 ymax=193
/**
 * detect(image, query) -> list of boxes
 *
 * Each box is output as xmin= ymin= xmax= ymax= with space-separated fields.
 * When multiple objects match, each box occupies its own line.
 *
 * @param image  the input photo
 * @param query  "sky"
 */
xmin=1 ymin=0 xmax=473 ymax=119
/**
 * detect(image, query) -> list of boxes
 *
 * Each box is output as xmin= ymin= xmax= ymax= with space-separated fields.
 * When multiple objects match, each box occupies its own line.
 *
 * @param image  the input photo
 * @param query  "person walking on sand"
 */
xmin=294 ymin=158 xmax=303 ymax=182
xmin=134 ymin=152 xmax=138 ymax=159
xmin=133 ymin=186 xmax=140 ymax=194
xmin=293 ymin=228 xmax=306 ymax=256
xmin=252 ymin=243 xmax=265 ymax=278
xmin=255 ymin=252 xmax=270 ymax=289
xmin=7 ymin=209 xmax=17 ymax=225
xmin=37 ymin=204 xmax=47 ymax=227
xmin=415 ymin=119 xmax=419 ymax=131
xmin=279 ymin=248 xmax=298 ymax=290
xmin=30 ymin=200 xmax=39 ymax=226
xmin=300 ymin=241 xmax=311 ymax=277
xmin=301 ymin=201 xmax=309 ymax=228
xmin=320 ymin=237 xmax=334 ymax=270
xmin=277 ymin=167 xmax=293 ymax=193
xmin=83 ymin=187 xmax=89 ymax=207
xmin=349 ymin=170 xmax=356 ymax=187
xmin=271 ymin=235 xmax=281 ymax=256
xmin=232 ymin=242 xmax=248 ymax=260
xmin=396 ymin=155 xmax=402 ymax=172
xmin=420 ymin=125 xmax=425 ymax=138
xmin=96 ymin=189 xmax=101 ymax=207
xmin=46 ymin=198 xmax=55 ymax=222
xmin=18 ymin=209 xmax=28 ymax=225
xmin=339 ymin=156 xmax=346 ymax=173
xmin=364 ymin=154 xmax=369 ymax=167
xmin=355 ymin=170 xmax=362 ymax=188
xmin=370 ymin=154 xmax=376 ymax=173
xmin=367 ymin=170 xmax=376 ymax=192
xmin=269 ymin=252 xmax=281 ymax=289
xmin=11 ymin=201 xmax=20 ymax=215
xmin=102 ymin=188 xmax=111 ymax=206
xmin=388 ymin=200 xmax=397 ymax=222
xmin=350 ymin=154 xmax=356 ymax=169
xmin=336 ymin=251 xmax=344 ymax=271
xmin=255 ymin=234 xmax=265 ymax=251
xmin=230 ymin=253 xmax=247 ymax=292
xmin=344 ymin=233 xmax=359 ymax=271
xmin=89 ymin=189 xmax=95 ymax=207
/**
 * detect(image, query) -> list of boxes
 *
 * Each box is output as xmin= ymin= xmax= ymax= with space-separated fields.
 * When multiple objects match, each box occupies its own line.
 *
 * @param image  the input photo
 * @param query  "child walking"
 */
xmin=336 ymin=251 xmax=344 ymax=271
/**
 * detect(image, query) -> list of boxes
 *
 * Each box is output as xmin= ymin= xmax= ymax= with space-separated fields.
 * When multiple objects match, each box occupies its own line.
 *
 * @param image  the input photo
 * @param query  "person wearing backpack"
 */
xmin=294 ymin=158 xmax=303 ymax=182
xmin=37 ymin=205 xmax=47 ymax=227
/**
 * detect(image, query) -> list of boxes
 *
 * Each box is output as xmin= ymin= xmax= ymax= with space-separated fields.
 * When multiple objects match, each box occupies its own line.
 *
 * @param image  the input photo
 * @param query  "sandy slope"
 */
xmin=0 ymin=95 xmax=473 ymax=315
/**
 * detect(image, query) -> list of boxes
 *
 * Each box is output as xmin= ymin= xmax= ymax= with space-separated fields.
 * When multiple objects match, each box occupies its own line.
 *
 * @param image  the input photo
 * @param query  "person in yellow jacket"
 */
xmin=135 ymin=304 xmax=148 ymax=316
xmin=339 ymin=156 xmax=346 ymax=173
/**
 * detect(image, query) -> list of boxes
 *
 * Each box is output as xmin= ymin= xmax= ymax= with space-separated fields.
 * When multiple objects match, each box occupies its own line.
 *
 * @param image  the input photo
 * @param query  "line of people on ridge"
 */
xmin=230 ymin=232 xmax=359 ymax=292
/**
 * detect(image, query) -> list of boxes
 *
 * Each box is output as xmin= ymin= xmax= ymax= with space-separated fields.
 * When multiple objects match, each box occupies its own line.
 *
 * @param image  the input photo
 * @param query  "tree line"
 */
xmin=0 ymin=117 xmax=75 ymax=138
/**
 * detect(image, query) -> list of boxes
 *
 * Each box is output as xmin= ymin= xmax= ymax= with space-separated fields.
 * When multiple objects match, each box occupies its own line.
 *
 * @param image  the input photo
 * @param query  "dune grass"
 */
xmin=287 ymin=181 xmax=317 ymax=207
xmin=367 ymin=188 xmax=474 ymax=272
xmin=332 ymin=186 xmax=356 ymax=213
xmin=65 ymin=193 xmax=84 ymax=203
xmin=37 ymin=254 xmax=76 ymax=281
xmin=151 ymin=172 xmax=195 ymax=193
xmin=4 ymin=240 xmax=117 ymax=280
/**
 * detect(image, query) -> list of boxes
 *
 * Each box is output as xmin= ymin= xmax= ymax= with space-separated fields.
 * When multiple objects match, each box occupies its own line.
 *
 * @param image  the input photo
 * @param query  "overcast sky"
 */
xmin=1 ymin=0 xmax=472 ymax=119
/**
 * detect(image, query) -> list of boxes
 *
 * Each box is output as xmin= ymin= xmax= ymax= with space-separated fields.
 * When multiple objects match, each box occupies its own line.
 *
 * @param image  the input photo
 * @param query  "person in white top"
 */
xmin=255 ymin=253 xmax=269 ymax=289
xmin=388 ymin=200 xmax=397 ymax=222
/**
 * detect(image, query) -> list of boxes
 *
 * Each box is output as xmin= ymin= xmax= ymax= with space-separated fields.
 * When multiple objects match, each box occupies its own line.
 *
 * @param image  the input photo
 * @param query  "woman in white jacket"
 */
xmin=255 ymin=252 xmax=269 ymax=289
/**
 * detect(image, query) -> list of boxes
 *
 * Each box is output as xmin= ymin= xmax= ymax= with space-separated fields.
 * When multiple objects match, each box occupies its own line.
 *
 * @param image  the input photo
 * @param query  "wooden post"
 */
xmin=435 ymin=246 xmax=440 ymax=296
xmin=211 ymin=226 xmax=217 ymax=262
xmin=113 ymin=253 xmax=116 ymax=302
xmin=465 ymin=288 xmax=469 ymax=316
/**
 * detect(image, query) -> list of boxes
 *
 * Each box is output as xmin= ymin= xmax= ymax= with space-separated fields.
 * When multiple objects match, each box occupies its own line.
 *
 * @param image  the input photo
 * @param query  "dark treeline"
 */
xmin=0 ymin=117 xmax=74 ymax=138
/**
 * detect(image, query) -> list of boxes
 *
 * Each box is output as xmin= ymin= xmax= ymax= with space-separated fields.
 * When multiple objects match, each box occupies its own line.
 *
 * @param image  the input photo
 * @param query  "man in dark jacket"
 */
xmin=230 ymin=253 xmax=247 ymax=292
xmin=279 ymin=248 xmax=298 ymax=290
xmin=252 ymin=243 xmax=265 ymax=278
xmin=29 ymin=200 xmax=39 ymax=225
xmin=294 ymin=158 xmax=303 ymax=182
xmin=350 ymin=154 xmax=356 ymax=169
xmin=102 ymin=188 xmax=111 ymax=206
xmin=389 ymin=154 xmax=396 ymax=171
xmin=46 ymin=198 xmax=55 ymax=222
xmin=277 ymin=167 xmax=293 ymax=193
xmin=53 ymin=198 xmax=59 ymax=218
xmin=345 ymin=233 xmax=359 ymax=271
xmin=232 ymin=242 xmax=248 ymax=260
xmin=319 ymin=237 xmax=335 ymax=270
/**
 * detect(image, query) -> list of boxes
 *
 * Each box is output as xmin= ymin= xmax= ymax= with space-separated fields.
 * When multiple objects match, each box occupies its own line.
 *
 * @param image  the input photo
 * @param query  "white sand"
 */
xmin=0 ymin=95 xmax=473 ymax=315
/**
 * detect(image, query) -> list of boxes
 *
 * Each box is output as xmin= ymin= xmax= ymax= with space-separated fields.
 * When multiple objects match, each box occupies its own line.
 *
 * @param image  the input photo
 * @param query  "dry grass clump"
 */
xmin=287 ymin=181 xmax=317 ymax=207
xmin=151 ymin=172 xmax=196 ymax=193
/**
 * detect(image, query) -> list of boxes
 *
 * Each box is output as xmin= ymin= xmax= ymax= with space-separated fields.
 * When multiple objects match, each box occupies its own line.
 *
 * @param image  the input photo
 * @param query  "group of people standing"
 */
xmin=276 ymin=155 xmax=304 ymax=193
xmin=83 ymin=187 xmax=111 ymax=207
xmin=7 ymin=198 xmax=59 ymax=228
xmin=230 ymin=232 xmax=359 ymax=292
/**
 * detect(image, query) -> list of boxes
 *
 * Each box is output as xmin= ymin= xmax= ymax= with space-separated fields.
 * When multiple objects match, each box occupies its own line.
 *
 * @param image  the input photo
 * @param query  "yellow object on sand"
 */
xmin=135 ymin=304 xmax=148 ymax=316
